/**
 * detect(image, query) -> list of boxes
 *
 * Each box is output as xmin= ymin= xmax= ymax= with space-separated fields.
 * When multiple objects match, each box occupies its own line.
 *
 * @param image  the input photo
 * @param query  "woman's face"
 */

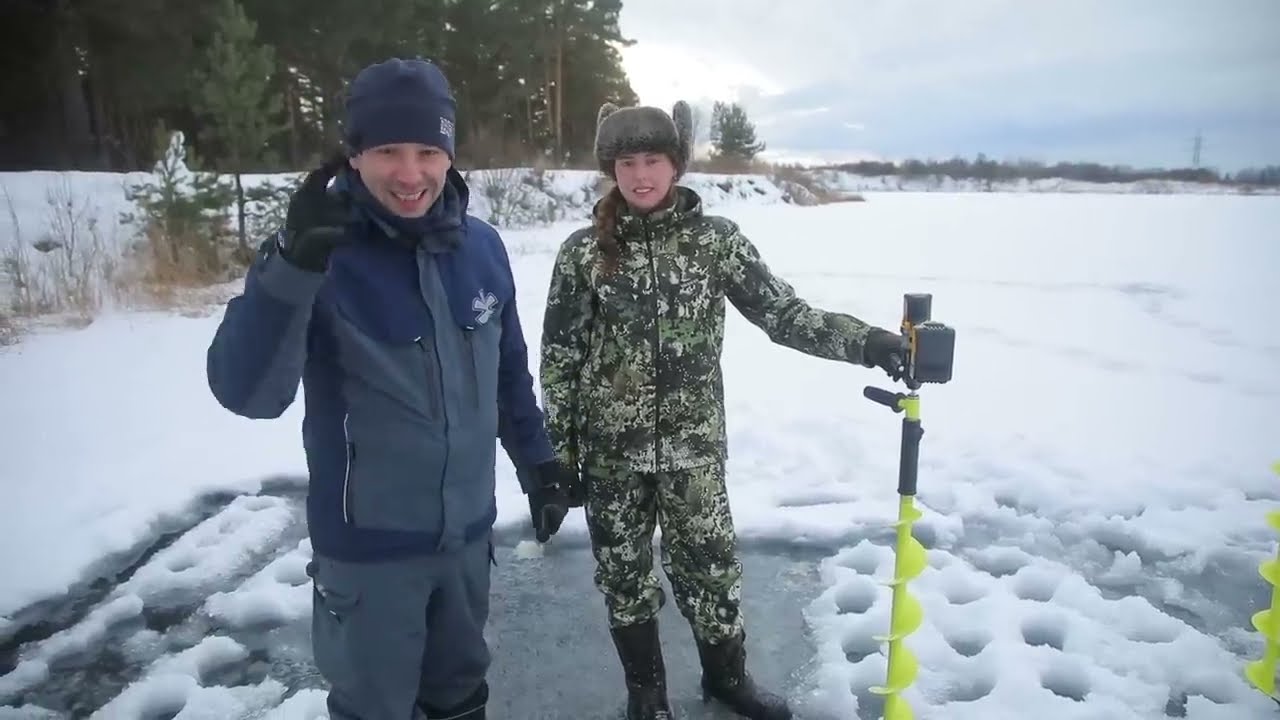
xmin=614 ymin=152 xmax=676 ymax=212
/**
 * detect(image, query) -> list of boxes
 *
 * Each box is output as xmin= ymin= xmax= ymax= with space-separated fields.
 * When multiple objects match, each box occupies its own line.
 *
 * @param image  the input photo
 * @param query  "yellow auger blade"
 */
xmin=869 ymin=641 xmax=919 ymax=694
xmin=874 ymin=656 xmax=920 ymax=720
xmin=891 ymin=501 xmax=925 ymax=529
xmin=886 ymin=508 xmax=928 ymax=587
xmin=869 ymin=495 xmax=928 ymax=719
xmin=1263 ymin=554 xmax=1280 ymax=587
xmin=1244 ymin=468 xmax=1280 ymax=701
xmin=870 ymin=640 xmax=919 ymax=720
xmin=1245 ymin=601 xmax=1279 ymax=697
xmin=873 ymin=590 xmax=925 ymax=645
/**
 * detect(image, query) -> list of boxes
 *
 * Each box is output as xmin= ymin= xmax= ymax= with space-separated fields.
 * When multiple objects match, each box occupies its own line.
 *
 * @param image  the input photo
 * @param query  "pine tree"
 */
xmin=121 ymin=129 xmax=236 ymax=285
xmin=710 ymin=101 xmax=765 ymax=165
xmin=191 ymin=0 xmax=283 ymax=260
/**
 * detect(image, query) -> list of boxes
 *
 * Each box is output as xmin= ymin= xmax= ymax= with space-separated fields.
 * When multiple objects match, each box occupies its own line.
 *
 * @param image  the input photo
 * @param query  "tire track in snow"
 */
xmin=0 ymin=490 xmax=239 ymax=675
xmin=0 ymin=489 xmax=306 ymax=714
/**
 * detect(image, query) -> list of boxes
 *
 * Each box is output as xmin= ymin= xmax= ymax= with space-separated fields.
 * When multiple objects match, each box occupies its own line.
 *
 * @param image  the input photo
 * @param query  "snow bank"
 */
xmin=457 ymin=166 xmax=792 ymax=229
xmin=0 ymin=163 xmax=799 ymax=313
xmin=0 ymin=166 xmax=792 ymax=259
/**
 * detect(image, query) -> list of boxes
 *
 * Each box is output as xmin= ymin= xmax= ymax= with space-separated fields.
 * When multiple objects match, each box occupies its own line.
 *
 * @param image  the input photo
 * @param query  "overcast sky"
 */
xmin=616 ymin=0 xmax=1280 ymax=171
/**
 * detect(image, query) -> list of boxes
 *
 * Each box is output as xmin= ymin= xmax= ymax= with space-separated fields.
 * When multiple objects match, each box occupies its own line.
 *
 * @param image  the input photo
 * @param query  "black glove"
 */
xmin=862 ymin=328 xmax=908 ymax=381
xmin=277 ymin=154 xmax=352 ymax=272
xmin=527 ymin=460 xmax=579 ymax=543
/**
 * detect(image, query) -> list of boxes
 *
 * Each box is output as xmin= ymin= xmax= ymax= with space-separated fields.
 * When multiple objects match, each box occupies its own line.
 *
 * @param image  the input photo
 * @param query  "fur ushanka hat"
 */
xmin=594 ymin=100 xmax=694 ymax=179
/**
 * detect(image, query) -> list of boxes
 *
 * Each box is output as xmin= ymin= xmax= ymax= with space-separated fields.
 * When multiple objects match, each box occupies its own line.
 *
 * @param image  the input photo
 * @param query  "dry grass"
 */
xmin=685 ymin=156 xmax=865 ymax=204
xmin=1 ymin=177 xmax=121 ymax=324
xmin=473 ymin=166 xmax=524 ymax=227
xmin=128 ymin=226 xmax=226 ymax=304
xmin=0 ymin=173 xmax=248 ymax=346
xmin=765 ymin=163 xmax=850 ymax=205
xmin=0 ymin=310 xmax=16 ymax=347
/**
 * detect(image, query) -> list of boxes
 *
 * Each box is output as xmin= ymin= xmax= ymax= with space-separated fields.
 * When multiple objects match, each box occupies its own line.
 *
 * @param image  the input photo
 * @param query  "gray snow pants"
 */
xmin=306 ymin=534 xmax=493 ymax=719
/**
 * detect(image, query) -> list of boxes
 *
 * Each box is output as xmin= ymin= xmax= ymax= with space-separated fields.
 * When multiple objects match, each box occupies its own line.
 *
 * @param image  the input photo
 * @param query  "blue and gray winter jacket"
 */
xmin=206 ymin=168 xmax=554 ymax=561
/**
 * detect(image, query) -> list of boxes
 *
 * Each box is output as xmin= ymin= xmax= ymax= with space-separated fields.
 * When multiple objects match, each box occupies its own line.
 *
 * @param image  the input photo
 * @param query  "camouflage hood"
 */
xmin=540 ymin=184 xmax=878 ymax=474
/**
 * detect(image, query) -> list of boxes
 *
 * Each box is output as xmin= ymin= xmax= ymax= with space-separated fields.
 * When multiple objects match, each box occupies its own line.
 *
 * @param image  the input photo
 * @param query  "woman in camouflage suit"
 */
xmin=539 ymin=100 xmax=906 ymax=720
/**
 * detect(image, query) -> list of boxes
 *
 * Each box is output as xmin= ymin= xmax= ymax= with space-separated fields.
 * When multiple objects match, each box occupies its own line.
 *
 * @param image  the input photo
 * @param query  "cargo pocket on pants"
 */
xmin=307 ymin=558 xmax=363 ymax=690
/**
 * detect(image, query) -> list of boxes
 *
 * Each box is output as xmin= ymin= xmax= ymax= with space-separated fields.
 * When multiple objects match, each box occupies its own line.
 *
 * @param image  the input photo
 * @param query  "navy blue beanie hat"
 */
xmin=344 ymin=58 xmax=457 ymax=158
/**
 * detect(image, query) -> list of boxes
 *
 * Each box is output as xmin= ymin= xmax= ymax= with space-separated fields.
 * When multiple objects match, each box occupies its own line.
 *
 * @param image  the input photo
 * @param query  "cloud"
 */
xmin=618 ymin=0 xmax=1280 ymax=170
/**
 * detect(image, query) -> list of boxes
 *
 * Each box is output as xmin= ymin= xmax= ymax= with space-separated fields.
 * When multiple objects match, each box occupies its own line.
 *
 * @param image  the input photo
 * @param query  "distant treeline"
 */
xmin=1 ymin=0 xmax=636 ymax=174
xmin=821 ymin=155 xmax=1280 ymax=187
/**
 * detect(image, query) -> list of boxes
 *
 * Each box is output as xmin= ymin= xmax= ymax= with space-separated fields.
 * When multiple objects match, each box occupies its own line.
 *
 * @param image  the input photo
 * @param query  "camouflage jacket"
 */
xmin=539 ymin=186 xmax=878 ymax=474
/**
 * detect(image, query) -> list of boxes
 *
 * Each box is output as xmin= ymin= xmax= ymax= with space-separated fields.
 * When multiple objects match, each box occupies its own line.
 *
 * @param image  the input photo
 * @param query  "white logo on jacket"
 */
xmin=473 ymin=290 xmax=498 ymax=325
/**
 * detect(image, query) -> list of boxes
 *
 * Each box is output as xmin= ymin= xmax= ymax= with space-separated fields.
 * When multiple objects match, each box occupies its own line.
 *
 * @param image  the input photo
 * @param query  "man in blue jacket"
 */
xmin=206 ymin=58 xmax=577 ymax=720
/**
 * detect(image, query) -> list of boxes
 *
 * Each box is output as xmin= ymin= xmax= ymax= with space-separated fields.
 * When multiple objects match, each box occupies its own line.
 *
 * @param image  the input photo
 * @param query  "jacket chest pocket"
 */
xmin=593 ymin=261 xmax=653 ymax=326
xmin=462 ymin=315 xmax=502 ymax=413
xmin=325 ymin=281 xmax=443 ymax=425
xmin=669 ymin=264 xmax=719 ymax=322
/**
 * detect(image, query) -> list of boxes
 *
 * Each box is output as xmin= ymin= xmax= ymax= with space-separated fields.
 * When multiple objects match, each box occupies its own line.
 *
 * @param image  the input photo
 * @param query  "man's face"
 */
xmin=349 ymin=143 xmax=452 ymax=217
xmin=614 ymin=152 xmax=676 ymax=212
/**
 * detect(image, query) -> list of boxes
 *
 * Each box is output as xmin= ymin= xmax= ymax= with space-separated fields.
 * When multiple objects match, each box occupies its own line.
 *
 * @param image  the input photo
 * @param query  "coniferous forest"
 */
xmin=3 ymin=0 xmax=1277 ymax=187
xmin=0 ymin=0 xmax=638 ymax=173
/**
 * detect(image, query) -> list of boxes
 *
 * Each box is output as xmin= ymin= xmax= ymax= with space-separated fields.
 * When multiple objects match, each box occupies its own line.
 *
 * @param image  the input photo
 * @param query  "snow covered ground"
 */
xmin=2 ymin=189 xmax=1279 ymax=718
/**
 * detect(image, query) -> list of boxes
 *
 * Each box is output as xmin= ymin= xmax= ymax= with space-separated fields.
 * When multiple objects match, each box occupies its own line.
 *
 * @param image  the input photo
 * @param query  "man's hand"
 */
xmin=862 ymin=328 xmax=908 ymax=381
xmin=277 ymin=154 xmax=353 ymax=272
xmin=527 ymin=460 xmax=580 ymax=543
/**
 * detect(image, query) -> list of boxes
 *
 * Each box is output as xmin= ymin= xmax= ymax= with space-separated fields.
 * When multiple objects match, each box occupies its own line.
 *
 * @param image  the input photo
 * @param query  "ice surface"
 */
xmin=0 ymin=521 xmax=830 ymax=719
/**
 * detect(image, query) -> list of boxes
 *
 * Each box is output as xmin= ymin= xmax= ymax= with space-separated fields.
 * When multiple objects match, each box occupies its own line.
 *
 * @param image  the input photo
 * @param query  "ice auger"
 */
xmin=1244 ymin=460 xmax=1280 ymax=705
xmin=864 ymin=294 xmax=954 ymax=720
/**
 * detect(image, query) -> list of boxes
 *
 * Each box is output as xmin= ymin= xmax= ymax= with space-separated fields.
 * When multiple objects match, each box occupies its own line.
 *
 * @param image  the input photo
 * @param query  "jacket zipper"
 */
xmin=464 ymin=331 xmax=478 ymax=407
xmin=418 ymin=334 xmax=450 ymax=537
xmin=417 ymin=335 xmax=445 ymax=415
xmin=342 ymin=413 xmax=353 ymax=523
xmin=645 ymin=222 xmax=662 ymax=469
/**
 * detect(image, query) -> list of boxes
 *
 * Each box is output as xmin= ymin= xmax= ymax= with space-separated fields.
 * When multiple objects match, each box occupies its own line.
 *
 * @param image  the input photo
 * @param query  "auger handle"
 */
xmin=864 ymin=386 xmax=904 ymax=412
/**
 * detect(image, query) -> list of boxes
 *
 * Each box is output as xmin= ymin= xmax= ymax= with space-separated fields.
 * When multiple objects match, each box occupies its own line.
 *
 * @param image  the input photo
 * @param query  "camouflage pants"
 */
xmin=583 ymin=461 xmax=745 ymax=643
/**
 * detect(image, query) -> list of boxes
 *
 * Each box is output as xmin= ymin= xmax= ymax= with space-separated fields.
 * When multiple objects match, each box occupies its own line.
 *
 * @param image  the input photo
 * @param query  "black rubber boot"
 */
xmin=696 ymin=632 xmax=792 ymax=720
xmin=419 ymin=680 xmax=486 ymax=719
xmin=609 ymin=619 xmax=676 ymax=720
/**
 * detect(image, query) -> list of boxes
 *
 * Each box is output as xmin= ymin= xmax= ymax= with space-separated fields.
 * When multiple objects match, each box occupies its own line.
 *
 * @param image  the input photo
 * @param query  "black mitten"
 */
xmin=527 ymin=460 xmax=579 ymax=542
